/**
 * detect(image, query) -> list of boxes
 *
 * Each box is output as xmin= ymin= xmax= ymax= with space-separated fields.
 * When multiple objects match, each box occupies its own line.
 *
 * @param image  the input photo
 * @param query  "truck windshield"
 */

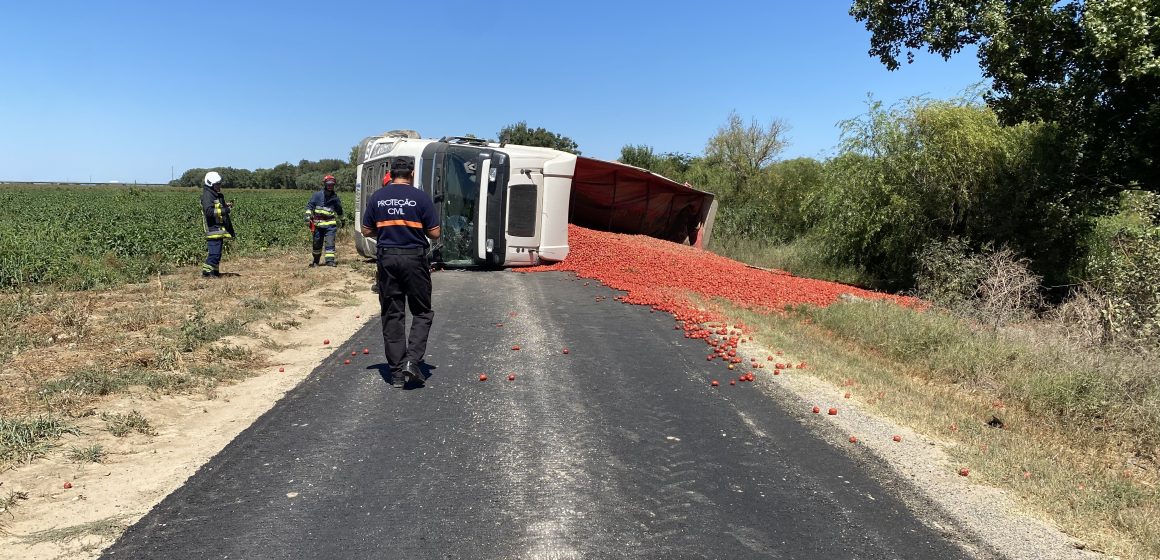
xmin=440 ymin=151 xmax=479 ymax=265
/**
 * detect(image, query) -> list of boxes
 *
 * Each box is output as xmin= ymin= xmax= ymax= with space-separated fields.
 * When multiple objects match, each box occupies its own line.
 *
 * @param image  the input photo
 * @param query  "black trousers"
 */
xmin=376 ymin=252 xmax=433 ymax=371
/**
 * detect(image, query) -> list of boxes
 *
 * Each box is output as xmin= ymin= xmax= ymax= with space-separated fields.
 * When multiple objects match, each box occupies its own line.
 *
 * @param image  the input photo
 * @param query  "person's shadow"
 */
xmin=368 ymin=362 xmax=436 ymax=389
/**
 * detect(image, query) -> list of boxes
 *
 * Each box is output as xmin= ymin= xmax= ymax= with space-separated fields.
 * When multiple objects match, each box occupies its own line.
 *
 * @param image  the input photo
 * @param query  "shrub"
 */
xmin=1085 ymin=192 xmax=1160 ymax=347
xmin=916 ymin=239 xmax=1042 ymax=327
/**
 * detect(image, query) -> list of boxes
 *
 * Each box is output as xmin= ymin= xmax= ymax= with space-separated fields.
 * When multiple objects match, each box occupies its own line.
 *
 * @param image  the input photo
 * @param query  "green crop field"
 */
xmin=0 ymin=185 xmax=355 ymax=289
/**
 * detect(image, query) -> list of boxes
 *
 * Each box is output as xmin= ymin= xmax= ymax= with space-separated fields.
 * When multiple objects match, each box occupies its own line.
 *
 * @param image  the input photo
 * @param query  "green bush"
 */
xmin=916 ymin=238 xmax=1043 ymax=327
xmin=914 ymin=237 xmax=988 ymax=309
xmin=807 ymin=98 xmax=1081 ymax=289
xmin=1085 ymin=191 xmax=1160 ymax=347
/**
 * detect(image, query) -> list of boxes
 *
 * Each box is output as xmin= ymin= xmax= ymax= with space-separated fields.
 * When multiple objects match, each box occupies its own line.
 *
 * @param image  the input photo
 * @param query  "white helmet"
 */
xmin=204 ymin=171 xmax=222 ymax=188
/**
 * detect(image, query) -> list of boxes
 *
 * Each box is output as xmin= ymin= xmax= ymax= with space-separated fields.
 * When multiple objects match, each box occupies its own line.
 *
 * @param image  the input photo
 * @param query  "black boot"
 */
xmin=402 ymin=361 xmax=424 ymax=387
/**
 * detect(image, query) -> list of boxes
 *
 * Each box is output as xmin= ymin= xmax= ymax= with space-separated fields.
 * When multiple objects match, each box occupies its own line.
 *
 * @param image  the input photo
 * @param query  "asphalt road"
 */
xmin=102 ymin=270 xmax=982 ymax=560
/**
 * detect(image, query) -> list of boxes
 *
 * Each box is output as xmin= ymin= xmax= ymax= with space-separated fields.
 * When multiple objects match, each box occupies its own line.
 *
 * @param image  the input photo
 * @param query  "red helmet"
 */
xmin=323 ymin=175 xmax=336 ymax=188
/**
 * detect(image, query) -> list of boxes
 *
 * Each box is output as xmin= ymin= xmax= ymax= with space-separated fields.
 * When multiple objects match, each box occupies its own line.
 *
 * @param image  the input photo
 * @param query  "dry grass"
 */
xmin=0 ymin=249 xmax=374 ymax=466
xmin=722 ymin=298 xmax=1160 ymax=559
xmin=317 ymin=288 xmax=359 ymax=308
xmin=0 ymin=490 xmax=29 ymax=535
xmin=101 ymin=411 xmax=157 ymax=438
xmin=0 ymin=417 xmax=79 ymax=466
xmin=67 ymin=444 xmax=108 ymax=464
xmin=15 ymin=515 xmax=130 ymax=546
xmin=712 ymin=235 xmax=872 ymax=287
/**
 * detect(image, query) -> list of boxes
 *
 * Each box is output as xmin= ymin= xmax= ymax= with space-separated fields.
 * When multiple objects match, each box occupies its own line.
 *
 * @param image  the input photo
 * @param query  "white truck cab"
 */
xmin=353 ymin=131 xmax=717 ymax=267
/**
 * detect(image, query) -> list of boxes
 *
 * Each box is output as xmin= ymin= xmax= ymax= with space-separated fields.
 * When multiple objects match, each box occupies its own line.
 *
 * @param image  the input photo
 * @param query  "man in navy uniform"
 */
xmin=361 ymin=158 xmax=441 ymax=387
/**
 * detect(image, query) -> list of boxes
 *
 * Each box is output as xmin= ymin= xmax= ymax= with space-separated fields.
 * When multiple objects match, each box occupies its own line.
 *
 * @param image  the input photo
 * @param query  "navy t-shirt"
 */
xmin=362 ymin=182 xmax=439 ymax=249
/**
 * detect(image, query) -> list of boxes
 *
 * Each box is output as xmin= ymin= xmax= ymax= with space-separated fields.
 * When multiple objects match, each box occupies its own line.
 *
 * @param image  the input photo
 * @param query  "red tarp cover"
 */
xmin=568 ymin=157 xmax=715 ymax=246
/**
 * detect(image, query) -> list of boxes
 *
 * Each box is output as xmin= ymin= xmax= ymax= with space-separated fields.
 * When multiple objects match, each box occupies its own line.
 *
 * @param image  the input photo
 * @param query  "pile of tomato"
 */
xmin=523 ymin=225 xmax=919 ymax=330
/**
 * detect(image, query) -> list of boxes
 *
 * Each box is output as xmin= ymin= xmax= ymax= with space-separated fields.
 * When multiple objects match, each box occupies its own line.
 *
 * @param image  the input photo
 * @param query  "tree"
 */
xmin=704 ymin=111 xmax=790 ymax=193
xmin=270 ymin=163 xmax=297 ymax=190
xmin=850 ymin=0 xmax=1160 ymax=193
xmin=619 ymin=144 xmax=657 ymax=169
xmin=171 ymin=168 xmax=208 ymax=188
xmin=497 ymin=121 xmax=581 ymax=154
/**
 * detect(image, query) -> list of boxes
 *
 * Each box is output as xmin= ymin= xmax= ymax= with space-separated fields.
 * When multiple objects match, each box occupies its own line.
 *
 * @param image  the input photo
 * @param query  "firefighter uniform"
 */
xmin=200 ymin=173 xmax=233 ymax=277
xmin=361 ymin=159 xmax=439 ymax=387
xmin=305 ymin=183 xmax=344 ymax=266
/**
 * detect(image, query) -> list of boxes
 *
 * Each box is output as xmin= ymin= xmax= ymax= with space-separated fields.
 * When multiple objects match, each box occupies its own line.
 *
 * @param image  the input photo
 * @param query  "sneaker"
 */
xmin=402 ymin=361 xmax=424 ymax=386
xmin=325 ymin=261 xmax=337 ymax=267
xmin=390 ymin=372 xmax=406 ymax=388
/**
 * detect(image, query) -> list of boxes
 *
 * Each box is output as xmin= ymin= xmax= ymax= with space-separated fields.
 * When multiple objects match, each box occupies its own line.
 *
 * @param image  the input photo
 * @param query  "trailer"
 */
xmin=353 ymin=131 xmax=718 ymax=267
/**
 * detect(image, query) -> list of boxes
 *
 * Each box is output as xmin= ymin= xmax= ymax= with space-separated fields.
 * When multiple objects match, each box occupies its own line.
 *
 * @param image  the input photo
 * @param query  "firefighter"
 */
xmin=360 ymin=159 xmax=440 ymax=387
xmin=306 ymin=174 xmax=345 ymax=267
xmin=200 ymin=171 xmax=234 ymax=278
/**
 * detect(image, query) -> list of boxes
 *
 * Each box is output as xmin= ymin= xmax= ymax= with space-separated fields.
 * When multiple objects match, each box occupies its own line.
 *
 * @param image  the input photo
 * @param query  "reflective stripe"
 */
xmin=314 ymin=220 xmax=337 ymax=227
xmin=214 ymin=201 xmax=222 ymax=220
xmin=376 ymin=219 xmax=423 ymax=228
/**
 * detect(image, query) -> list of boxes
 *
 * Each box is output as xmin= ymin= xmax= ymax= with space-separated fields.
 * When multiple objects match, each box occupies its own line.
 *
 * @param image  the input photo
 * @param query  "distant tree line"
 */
xmin=171 ymin=122 xmax=581 ymax=193
xmin=170 ymin=157 xmax=357 ymax=191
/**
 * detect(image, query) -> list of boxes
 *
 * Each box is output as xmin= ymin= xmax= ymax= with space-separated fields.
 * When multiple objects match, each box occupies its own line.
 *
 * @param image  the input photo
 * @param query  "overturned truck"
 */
xmin=353 ymin=131 xmax=718 ymax=267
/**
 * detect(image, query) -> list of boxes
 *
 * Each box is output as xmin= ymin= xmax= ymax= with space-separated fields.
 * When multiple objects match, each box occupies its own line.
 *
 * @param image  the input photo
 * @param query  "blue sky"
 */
xmin=0 ymin=1 xmax=984 ymax=183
